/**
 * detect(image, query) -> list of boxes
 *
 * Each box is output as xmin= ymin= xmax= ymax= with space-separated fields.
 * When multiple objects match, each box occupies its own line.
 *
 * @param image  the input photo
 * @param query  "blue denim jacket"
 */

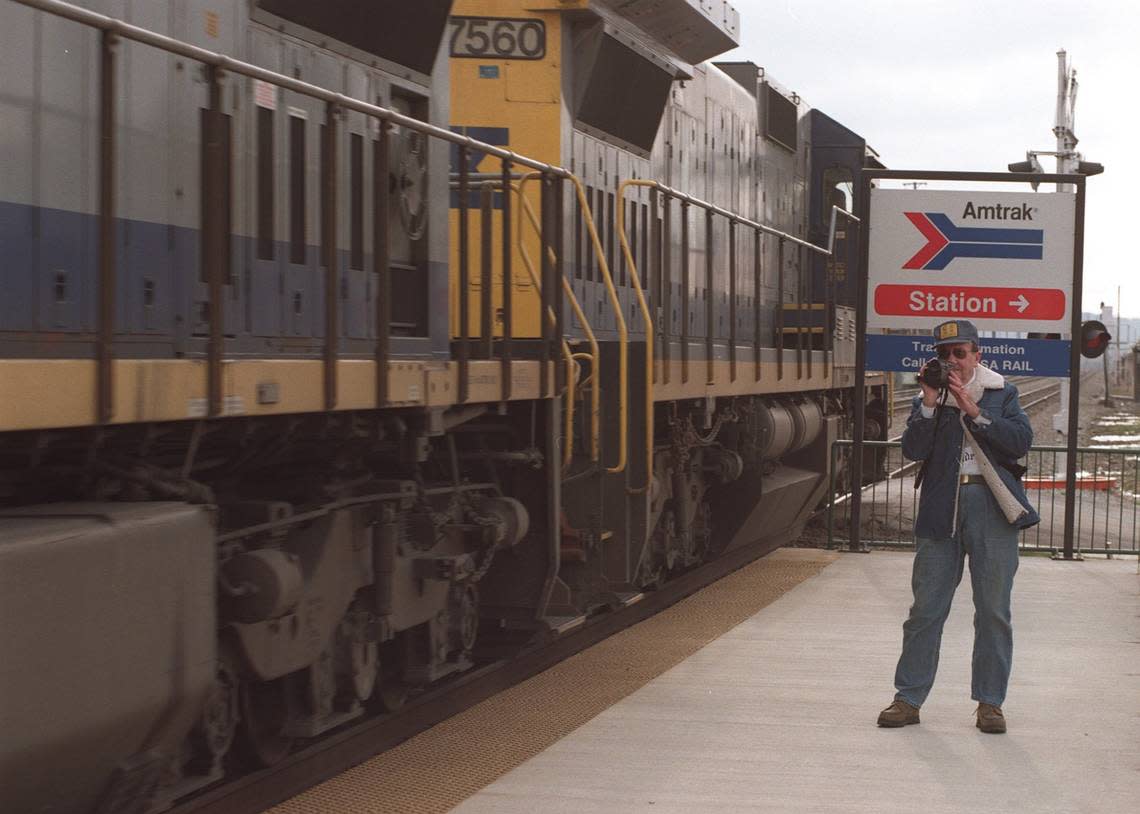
xmin=901 ymin=374 xmax=1039 ymax=539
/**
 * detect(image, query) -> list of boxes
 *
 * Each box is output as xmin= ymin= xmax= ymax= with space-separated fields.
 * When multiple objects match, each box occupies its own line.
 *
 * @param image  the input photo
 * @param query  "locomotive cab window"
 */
xmin=822 ymin=166 xmax=854 ymax=214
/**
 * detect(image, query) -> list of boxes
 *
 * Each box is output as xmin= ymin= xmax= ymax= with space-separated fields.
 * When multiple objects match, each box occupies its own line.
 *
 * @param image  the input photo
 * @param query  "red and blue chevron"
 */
xmin=903 ymin=212 xmax=1044 ymax=270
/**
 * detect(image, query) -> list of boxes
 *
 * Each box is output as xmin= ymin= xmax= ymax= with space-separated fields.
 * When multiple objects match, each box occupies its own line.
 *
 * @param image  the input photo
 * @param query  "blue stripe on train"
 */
xmin=0 ymin=200 xmax=390 ymax=354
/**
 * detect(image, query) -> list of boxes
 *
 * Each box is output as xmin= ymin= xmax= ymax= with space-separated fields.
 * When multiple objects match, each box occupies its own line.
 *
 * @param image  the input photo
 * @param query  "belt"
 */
xmin=959 ymin=474 xmax=986 ymax=485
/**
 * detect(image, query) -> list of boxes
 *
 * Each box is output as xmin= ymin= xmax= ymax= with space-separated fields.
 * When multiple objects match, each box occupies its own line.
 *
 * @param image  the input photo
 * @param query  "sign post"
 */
xmin=852 ymin=170 xmax=1086 ymax=559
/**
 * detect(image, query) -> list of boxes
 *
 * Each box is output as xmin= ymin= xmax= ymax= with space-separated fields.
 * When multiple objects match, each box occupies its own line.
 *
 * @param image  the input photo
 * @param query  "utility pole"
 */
xmin=1116 ymin=285 xmax=1122 ymax=386
xmin=1101 ymin=301 xmax=1114 ymax=407
xmin=1052 ymin=50 xmax=1079 ymax=434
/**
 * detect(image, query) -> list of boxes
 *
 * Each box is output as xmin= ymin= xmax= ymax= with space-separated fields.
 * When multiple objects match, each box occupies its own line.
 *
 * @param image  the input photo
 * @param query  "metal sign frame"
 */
xmin=852 ymin=169 xmax=1087 ymax=559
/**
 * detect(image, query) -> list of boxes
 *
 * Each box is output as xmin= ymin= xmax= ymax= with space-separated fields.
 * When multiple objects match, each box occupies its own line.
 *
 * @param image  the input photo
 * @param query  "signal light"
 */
xmin=1007 ymin=156 xmax=1044 ymax=190
xmin=1077 ymin=161 xmax=1105 ymax=176
xmin=1080 ymin=320 xmax=1111 ymax=359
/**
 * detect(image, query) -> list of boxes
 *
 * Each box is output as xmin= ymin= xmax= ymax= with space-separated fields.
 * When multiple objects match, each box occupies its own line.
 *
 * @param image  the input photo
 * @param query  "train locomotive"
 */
xmin=0 ymin=0 xmax=887 ymax=811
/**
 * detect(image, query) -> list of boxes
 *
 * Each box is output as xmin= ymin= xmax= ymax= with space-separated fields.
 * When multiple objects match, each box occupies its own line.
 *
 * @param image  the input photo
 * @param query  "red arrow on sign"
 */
xmin=874 ymin=284 xmax=1066 ymax=320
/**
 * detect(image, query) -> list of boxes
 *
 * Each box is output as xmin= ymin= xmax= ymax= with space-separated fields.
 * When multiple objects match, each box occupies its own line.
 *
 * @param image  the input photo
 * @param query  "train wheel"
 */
xmin=640 ymin=563 xmax=666 ymax=591
xmin=187 ymin=661 xmax=239 ymax=774
xmin=235 ymin=675 xmax=296 ymax=768
xmin=368 ymin=639 xmax=408 ymax=713
xmin=377 ymin=680 xmax=408 ymax=712
xmin=306 ymin=650 xmax=336 ymax=720
xmin=334 ymin=604 xmax=378 ymax=705
xmin=346 ymin=640 xmax=379 ymax=703
xmin=450 ymin=584 xmax=479 ymax=654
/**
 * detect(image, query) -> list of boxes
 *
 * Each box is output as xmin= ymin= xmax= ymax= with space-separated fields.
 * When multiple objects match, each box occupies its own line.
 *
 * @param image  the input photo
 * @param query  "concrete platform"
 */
xmin=453 ymin=552 xmax=1139 ymax=814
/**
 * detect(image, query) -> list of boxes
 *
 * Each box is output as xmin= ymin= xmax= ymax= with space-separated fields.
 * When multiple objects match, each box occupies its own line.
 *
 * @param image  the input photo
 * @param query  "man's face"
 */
xmin=937 ymin=340 xmax=980 ymax=379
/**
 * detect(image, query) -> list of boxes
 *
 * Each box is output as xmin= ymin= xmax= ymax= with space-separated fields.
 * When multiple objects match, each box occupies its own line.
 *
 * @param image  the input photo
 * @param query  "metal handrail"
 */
xmin=827 ymin=437 xmax=1140 ymax=556
xmin=615 ymin=180 xmax=657 ymax=495
xmin=562 ymin=177 xmax=629 ymax=474
xmin=12 ymin=0 xmax=570 ymax=179
xmin=14 ymin=0 xmax=594 ymax=424
xmin=615 ymin=181 xmax=862 ymax=494
xmin=628 ymin=181 xmax=860 ymax=256
xmin=510 ymin=177 xmax=600 ymax=468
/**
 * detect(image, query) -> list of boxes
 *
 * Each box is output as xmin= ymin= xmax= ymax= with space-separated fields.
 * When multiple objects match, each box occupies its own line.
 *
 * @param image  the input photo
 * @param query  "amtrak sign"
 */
xmin=867 ymin=189 xmax=1076 ymax=333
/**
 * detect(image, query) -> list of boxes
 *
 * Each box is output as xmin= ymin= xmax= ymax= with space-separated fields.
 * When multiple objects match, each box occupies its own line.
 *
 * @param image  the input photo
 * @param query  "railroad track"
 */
xmin=883 ymin=373 xmax=1091 ymax=478
xmin=891 ymin=375 xmax=1051 ymax=420
xmin=808 ymin=373 xmax=1092 ymax=519
xmin=170 ymin=532 xmax=791 ymax=814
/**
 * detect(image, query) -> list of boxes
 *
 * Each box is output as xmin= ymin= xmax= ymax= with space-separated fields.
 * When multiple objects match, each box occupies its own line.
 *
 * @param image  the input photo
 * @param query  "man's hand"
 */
xmin=919 ymin=380 xmax=940 ymax=408
xmin=947 ymin=370 xmax=980 ymax=418
xmin=917 ymin=360 xmax=942 ymax=407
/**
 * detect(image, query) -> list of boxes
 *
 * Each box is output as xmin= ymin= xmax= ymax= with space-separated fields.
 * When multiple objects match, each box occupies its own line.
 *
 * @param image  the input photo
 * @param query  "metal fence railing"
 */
xmin=826 ymin=439 xmax=1140 ymax=557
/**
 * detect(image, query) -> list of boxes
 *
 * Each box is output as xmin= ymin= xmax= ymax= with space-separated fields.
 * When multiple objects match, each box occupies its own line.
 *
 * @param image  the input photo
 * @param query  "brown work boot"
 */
xmin=877 ymin=699 xmax=920 ymax=727
xmin=976 ymin=703 xmax=1006 ymax=734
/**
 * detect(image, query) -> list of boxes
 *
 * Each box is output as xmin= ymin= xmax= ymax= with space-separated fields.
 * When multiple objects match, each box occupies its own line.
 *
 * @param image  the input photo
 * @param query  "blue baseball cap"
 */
xmin=932 ymin=319 xmax=979 ymax=346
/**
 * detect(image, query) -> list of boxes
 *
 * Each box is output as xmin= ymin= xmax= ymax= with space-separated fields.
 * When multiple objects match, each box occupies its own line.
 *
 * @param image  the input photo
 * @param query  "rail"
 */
xmin=616 ymin=179 xmax=860 ymax=493
xmin=14 ymin=0 xmax=609 ymax=437
xmin=564 ymin=175 xmax=630 ymax=474
xmin=826 ymin=439 xmax=1140 ymax=557
xmin=508 ymin=177 xmax=601 ymax=468
xmin=454 ymin=176 xmax=579 ymax=462
xmin=11 ymin=0 xmax=569 ymax=178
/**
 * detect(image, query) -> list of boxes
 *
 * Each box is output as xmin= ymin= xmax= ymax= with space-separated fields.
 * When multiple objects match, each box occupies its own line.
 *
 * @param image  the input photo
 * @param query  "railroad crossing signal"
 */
xmin=1080 ymin=320 xmax=1111 ymax=359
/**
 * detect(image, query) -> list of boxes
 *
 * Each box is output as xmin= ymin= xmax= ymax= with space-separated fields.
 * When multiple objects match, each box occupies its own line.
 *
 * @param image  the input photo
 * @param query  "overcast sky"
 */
xmin=720 ymin=0 xmax=1139 ymax=319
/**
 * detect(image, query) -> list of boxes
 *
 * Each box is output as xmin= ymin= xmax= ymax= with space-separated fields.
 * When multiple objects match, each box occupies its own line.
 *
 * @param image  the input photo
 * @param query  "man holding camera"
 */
xmin=877 ymin=319 xmax=1038 ymax=734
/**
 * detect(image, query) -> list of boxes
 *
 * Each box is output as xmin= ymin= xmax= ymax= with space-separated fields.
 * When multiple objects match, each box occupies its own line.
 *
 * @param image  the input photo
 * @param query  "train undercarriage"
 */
xmin=0 ymin=378 xmax=885 ymax=812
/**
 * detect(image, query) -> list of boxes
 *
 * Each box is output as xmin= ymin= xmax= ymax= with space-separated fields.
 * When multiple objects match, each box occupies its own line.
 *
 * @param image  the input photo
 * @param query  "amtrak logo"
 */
xmin=903 ymin=212 xmax=1044 ymax=270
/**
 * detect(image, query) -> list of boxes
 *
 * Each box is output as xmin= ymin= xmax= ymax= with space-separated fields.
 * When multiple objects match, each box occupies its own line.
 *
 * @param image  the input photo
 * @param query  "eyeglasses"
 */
xmin=936 ymin=346 xmax=971 ymax=360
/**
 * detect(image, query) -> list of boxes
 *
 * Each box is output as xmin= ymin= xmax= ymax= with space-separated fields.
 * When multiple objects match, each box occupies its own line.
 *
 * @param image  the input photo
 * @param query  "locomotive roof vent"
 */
xmin=599 ymin=0 xmax=740 ymax=65
xmin=714 ymin=61 xmax=760 ymax=97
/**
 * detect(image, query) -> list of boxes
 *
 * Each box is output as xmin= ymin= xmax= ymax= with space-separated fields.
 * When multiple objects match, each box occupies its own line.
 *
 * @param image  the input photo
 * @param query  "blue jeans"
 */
xmin=894 ymin=483 xmax=1020 ymax=708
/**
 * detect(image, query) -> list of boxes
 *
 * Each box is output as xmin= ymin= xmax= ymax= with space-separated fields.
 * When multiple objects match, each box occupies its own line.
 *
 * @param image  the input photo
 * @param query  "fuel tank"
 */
xmin=0 ymin=502 xmax=216 ymax=814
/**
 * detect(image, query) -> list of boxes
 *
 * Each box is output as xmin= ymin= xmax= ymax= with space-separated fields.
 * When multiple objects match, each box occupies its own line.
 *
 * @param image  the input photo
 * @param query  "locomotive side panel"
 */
xmin=0 ymin=0 xmax=456 ymax=433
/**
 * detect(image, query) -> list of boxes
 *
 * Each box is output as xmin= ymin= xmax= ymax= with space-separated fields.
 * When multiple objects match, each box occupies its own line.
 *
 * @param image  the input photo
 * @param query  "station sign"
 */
xmin=864 ymin=334 xmax=1071 ymax=377
xmin=867 ymin=189 xmax=1076 ymax=334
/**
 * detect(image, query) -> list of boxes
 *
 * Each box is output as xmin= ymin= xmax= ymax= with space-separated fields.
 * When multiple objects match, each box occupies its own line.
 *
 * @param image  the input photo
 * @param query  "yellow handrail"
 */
xmin=615 ymin=180 xmax=656 ymax=494
xmin=565 ymin=175 xmax=628 ymax=474
xmin=570 ymin=352 xmax=595 ymax=389
xmin=515 ymin=174 xmax=606 ymax=467
xmin=507 ymin=178 xmax=590 ymax=469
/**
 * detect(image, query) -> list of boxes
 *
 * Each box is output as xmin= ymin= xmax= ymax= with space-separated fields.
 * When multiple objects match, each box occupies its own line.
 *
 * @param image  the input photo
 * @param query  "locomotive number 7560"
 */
xmin=449 ymin=16 xmax=546 ymax=61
